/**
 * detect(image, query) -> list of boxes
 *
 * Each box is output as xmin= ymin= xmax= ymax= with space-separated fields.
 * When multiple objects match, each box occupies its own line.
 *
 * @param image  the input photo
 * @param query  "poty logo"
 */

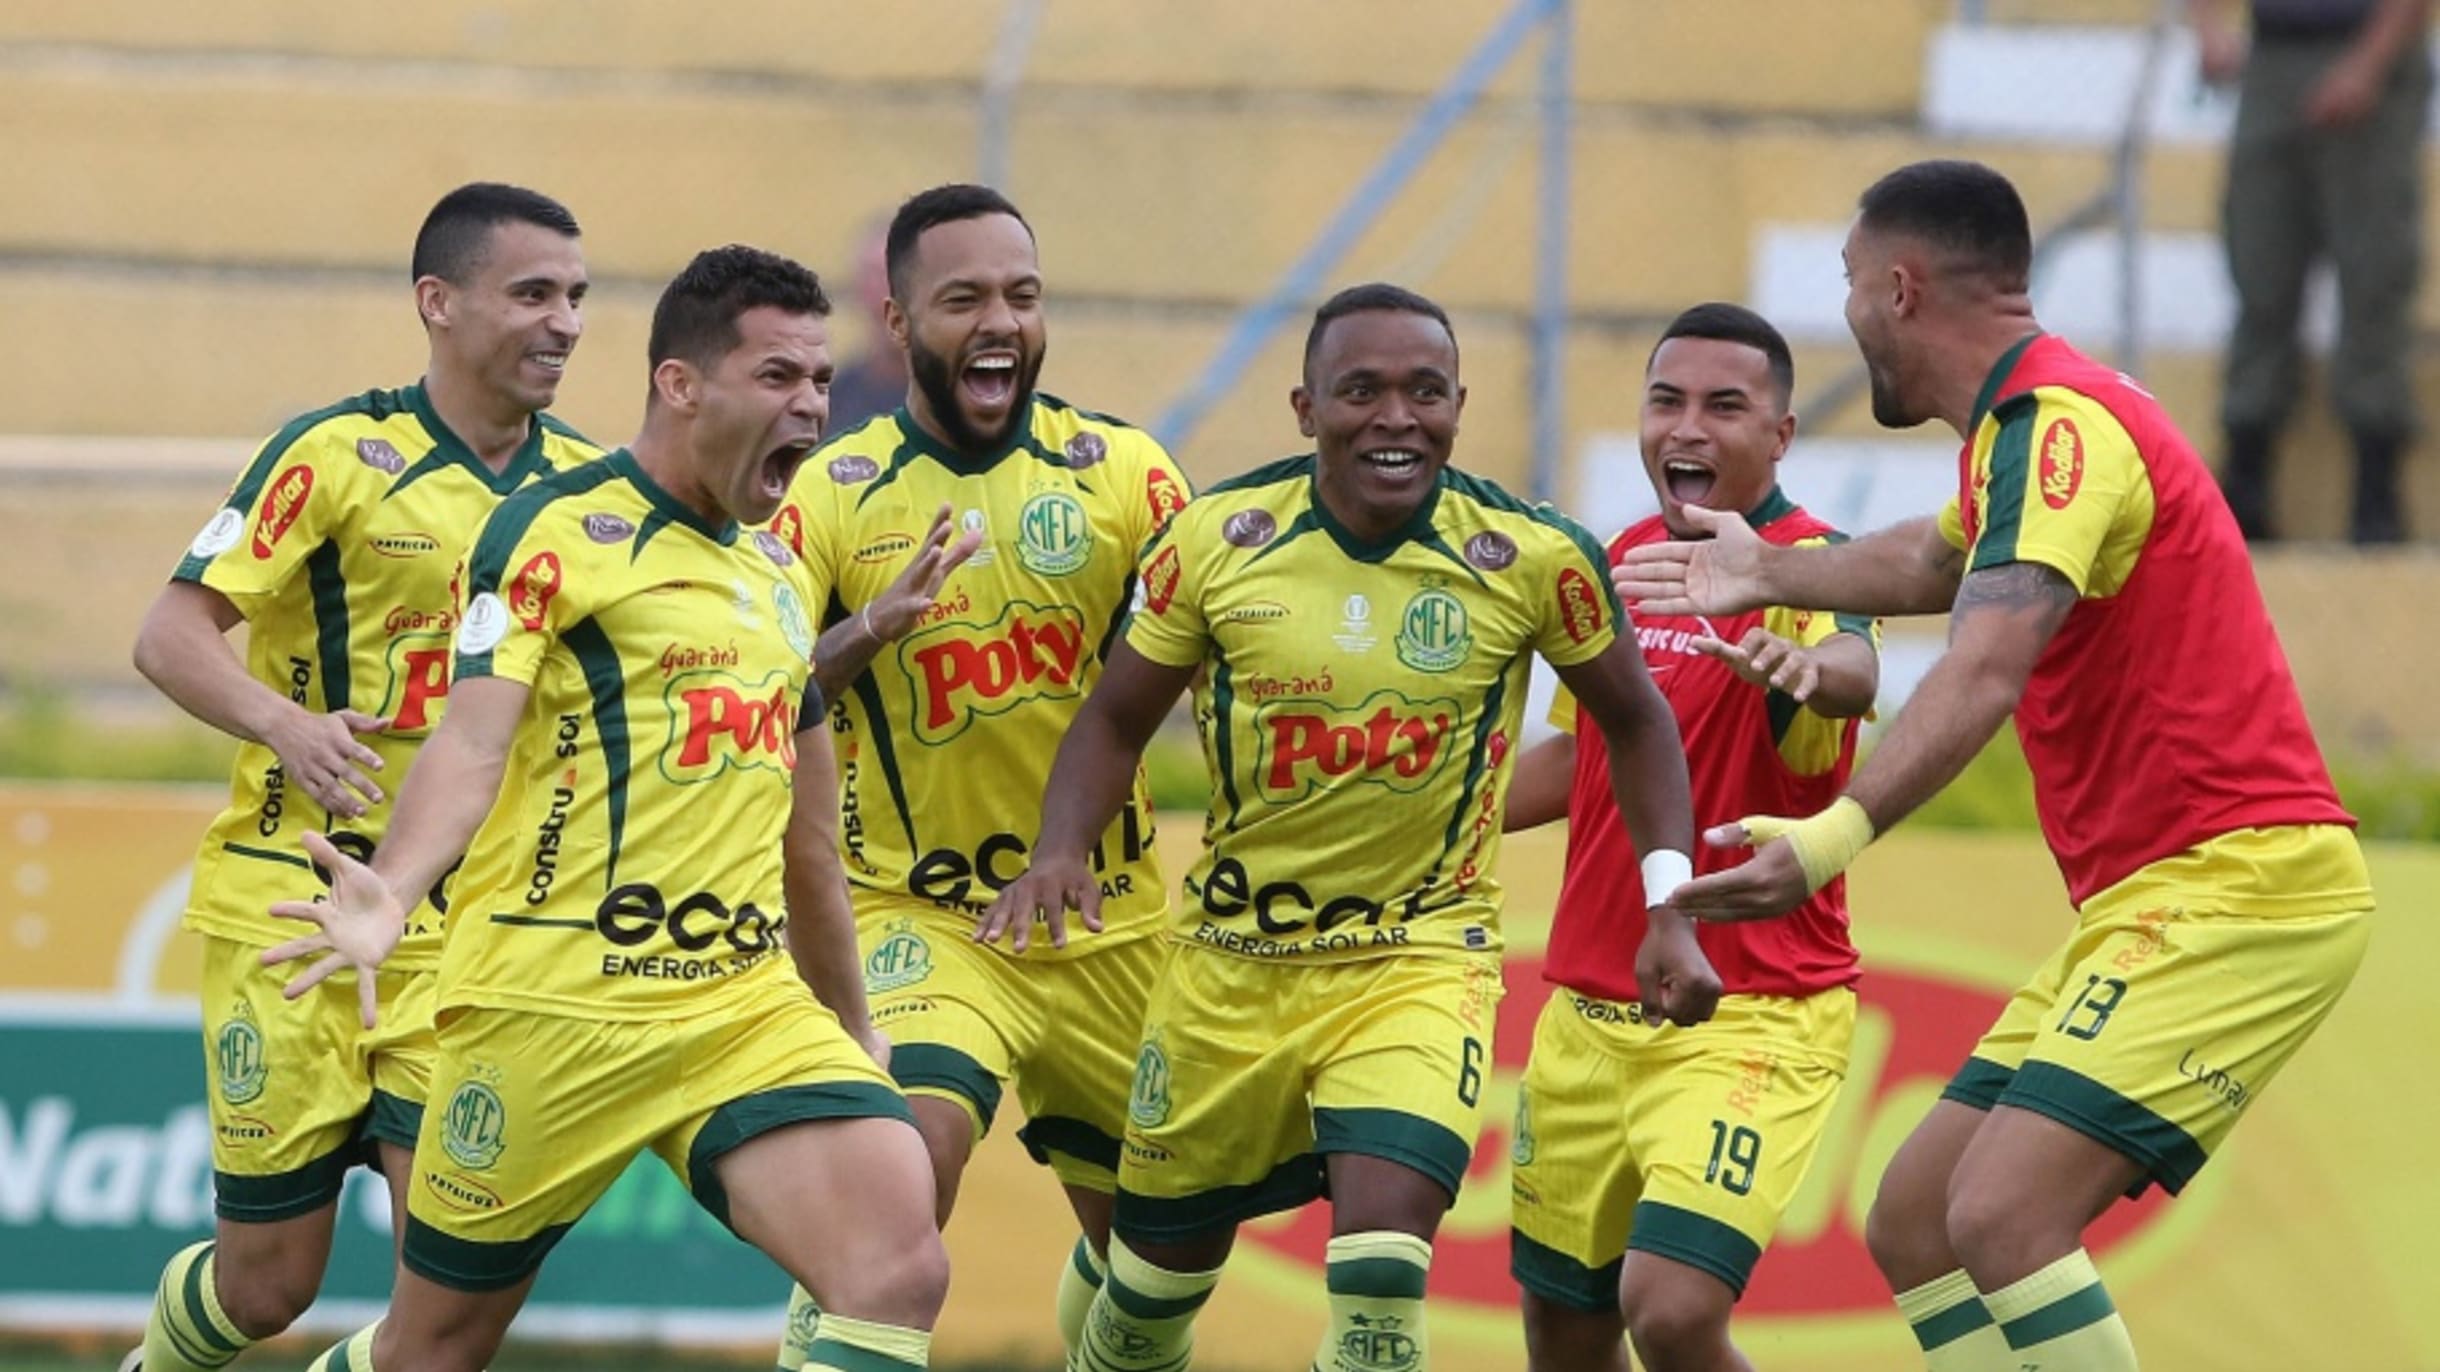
xmin=660 ymin=668 xmax=799 ymax=783
xmin=2039 ymin=417 xmax=2085 ymax=510
xmin=383 ymin=639 xmax=454 ymax=733
xmin=902 ymin=603 xmax=1088 ymax=745
xmin=251 ymin=465 xmax=314 ymax=559
xmin=1234 ymin=956 xmax=2184 ymax=1320
xmin=509 ymin=551 xmax=562 ymax=631
xmin=1255 ymin=689 xmax=1459 ymax=801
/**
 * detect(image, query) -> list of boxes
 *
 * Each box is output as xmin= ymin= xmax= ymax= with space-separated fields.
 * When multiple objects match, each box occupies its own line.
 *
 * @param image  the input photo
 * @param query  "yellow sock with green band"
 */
xmin=302 ymin=1324 xmax=379 ymax=1372
xmin=804 ymin=1314 xmax=930 ymax=1370
xmin=1055 ymin=1235 xmax=1108 ymax=1356
xmin=142 ymin=1242 xmax=253 ymax=1371
xmin=1315 ymin=1231 xmax=1431 ymax=1372
xmin=775 ymin=1284 xmax=822 ymax=1371
xmin=1983 ymin=1250 xmax=2139 ymax=1370
xmin=1737 ymin=795 xmax=1874 ymax=892
xmin=1074 ymin=1236 xmax=1222 ymax=1372
xmin=1894 ymin=1269 xmax=2015 ymax=1371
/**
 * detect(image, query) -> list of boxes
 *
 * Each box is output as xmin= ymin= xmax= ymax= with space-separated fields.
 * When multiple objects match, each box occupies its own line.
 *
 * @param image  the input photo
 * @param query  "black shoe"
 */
xmin=2220 ymin=426 xmax=2278 ymax=542
xmin=2349 ymin=429 xmax=2410 ymax=545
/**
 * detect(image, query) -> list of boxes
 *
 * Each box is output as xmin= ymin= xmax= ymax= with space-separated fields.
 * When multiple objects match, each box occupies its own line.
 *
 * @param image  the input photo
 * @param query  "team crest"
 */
xmin=1511 ymin=1090 xmax=1536 ymax=1166
xmin=441 ymin=1079 xmax=508 ymax=1171
xmin=786 ymin=1300 xmax=822 ymax=1353
xmin=774 ymin=583 xmax=814 ymax=659
xmin=1128 ymin=1038 xmax=1172 ymax=1129
xmin=864 ymin=920 xmax=934 ymax=993
xmin=1396 ymin=588 xmax=1472 ymax=673
xmin=1338 ymin=1315 xmax=1420 ymax=1370
xmin=1016 ymin=491 xmax=1093 ymax=576
xmin=215 ymin=1004 xmax=267 ymax=1106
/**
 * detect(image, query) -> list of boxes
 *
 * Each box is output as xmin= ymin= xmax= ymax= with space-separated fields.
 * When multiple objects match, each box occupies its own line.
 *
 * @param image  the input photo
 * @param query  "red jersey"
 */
xmin=1547 ymin=491 xmax=1874 ymax=1003
xmin=1944 ymin=334 xmax=2354 ymax=906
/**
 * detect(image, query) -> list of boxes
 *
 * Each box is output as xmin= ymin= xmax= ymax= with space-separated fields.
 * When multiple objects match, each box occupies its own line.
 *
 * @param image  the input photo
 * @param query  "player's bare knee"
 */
xmin=822 ymin=1231 xmax=950 ymax=1328
xmin=1619 ymin=1275 xmax=1730 ymax=1371
xmin=1941 ymin=1183 xmax=2055 ymax=1284
xmin=1520 ymin=1291 xmax=1627 ymax=1372
xmin=375 ymin=1319 xmax=494 ymax=1372
xmin=213 ymin=1258 xmax=322 ymax=1340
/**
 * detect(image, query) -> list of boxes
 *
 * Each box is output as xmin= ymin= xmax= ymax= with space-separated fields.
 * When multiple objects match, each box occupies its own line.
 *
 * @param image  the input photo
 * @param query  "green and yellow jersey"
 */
xmin=173 ymin=383 xmax=600 ymax=966
xmin=443 ymin=450 xmax=821 ymax=1019
xmin=1127 ymin=454 xmax=1622 ymax=963
xmin=778 ymin=394 xmax=1189 ymax=957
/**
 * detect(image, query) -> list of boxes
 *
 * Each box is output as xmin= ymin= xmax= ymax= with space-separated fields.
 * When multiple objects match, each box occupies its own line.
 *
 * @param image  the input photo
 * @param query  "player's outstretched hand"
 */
xmin=866 ymin=502 xmax=985 ymax=641
xmin=1666 ymin=822 xmax=1811 ymax=923
xmin=1693 ymin=626 xmax=1821 ymax=701
xmin=261 ymin=831 xmax=406 ymax=1028
xmin=976 ymin=853 xmax=1104 ymax=953
xmin=1613 ymin=505 xmax=1770 ymax=617
xmin=1634 ymin=917 xmax=1722 ymax=1028
xmin=262 ymin=706 xmax=389 ymax=820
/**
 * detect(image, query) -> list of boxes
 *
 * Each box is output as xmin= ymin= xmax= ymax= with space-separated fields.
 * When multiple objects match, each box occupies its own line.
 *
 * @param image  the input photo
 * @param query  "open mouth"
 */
xmin=526 ymin=350 xmax=569 ymax=378
xmin=759 ymin=438 xmax=819 ymax=499
xmin=1361 ymin=448 xmax=1426 ymax=480
xmin=962 ymin=350 xmax=1019 ymax=410
xmin=1662 ymin=458 xmax=1717 ymax=506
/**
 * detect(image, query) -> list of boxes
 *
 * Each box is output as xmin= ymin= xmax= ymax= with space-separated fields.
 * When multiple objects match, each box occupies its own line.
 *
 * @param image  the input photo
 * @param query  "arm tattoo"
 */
xmin=1948 ymin=562 xmax=2077 ymax=643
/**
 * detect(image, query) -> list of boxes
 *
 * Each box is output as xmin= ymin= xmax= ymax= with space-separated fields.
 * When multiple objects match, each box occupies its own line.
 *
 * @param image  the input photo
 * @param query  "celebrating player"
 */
xmin=125 ymin=184 xmax=601 ymax=1372
xmin=987 ymin=283 xmax=1712 ymax=1372
xmin=266 ymin=246 xmax=948 ymax=1372
xmin=1503 ymin=303 xmax=1878 ymax=1372
xmin=767 ymin=182 xmax=1189 ymax=1370
xmin=1619 ymin=160 xmax=2372 ymax=1372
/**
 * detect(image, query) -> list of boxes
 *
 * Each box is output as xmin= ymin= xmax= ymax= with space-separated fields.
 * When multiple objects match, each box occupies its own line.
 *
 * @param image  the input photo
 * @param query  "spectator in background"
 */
xmin=2193 ymin=0 xmax=2432 ymax=544
xmin=826 ymin=216 xmax=909 ymax=434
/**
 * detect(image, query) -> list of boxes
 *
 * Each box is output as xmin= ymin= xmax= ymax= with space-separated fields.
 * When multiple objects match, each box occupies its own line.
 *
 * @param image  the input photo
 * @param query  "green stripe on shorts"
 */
xmin=1311 ymin=1106 xmax=1472 ymax=1197
xmin=1510 ymin=1228 xmax=1623 ymax=1314
xmin=1629 ymin=1201 xmax=1764 ymax=1297
xmin=402 ymin=1215 xmax=575 ymax=1292
xmin=889 ymin=1043 xmax=1004 ymax=1129
xmin=1999 ymin=1062 xmax=2208 ymax=1196
xmin=214 ymin=1143 xmax=356 ymax=1223
xmin=362 ymin=1089 xmax=424 ymax=1153
xmin=1115 ymin=1154 xmax=1327 ymax=1244
xmin=1941 ymin=1055 xmax=2016 ymax=1112
xmin=687 ymin=1081 xmax=915 ymax=1229
xmin=1018 ymin=1114 xmax=1122 ymax=1174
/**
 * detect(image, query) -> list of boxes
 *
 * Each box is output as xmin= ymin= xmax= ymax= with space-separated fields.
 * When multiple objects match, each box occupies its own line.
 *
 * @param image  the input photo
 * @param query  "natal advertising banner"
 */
xmin=1 ymin=783 xmax=2433 ymax=1368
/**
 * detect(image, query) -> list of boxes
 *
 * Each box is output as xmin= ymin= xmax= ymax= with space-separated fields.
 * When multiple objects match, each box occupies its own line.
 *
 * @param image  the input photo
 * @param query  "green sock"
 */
xmin=1314 ymin=1231 xmax=1430 ymax=1372
xmin=1056 ymin=1236 xmax=1108 ymax=1357
xmin=1894 ymin=1269 xmax=2014 ymax=1371
xmin=142 ymin=1241 xmax=252 ymax=1371
xmin=776 ymin=1284 xmax=822 ymax=1371
xmin=1074 ymin=1236 xmax=1222 ymax=1372
xmin=303 ymin=1324 xmax=379 ymax=1372
xmin=804 ymin=1313 xmax=930 ymax=1370
xmin=1983 ymin=1250 xmax=2139 ymax=1371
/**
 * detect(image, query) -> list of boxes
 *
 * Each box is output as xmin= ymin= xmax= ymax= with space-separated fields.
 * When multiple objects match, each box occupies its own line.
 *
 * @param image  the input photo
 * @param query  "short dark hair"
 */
xmin=647 ymin=245 xmax=832 ymax=370
xmin=1651 ymin=302 xmax=1796 ymax=408
xmin=885 ymin=184 xmax=1032 ymax=300
xmin=1856 ymin=159 xmax=2032 ymax=293
xmin=1303 ymin=283 xmax=1457 ymax=377
xmin=410 ymin=182 xmax=580 ymax=284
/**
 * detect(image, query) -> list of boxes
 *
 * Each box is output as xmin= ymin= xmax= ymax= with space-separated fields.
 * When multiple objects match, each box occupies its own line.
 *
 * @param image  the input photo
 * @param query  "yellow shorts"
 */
xmin=860 ymin=901 xmax=1167 ymax=1191
xmin=1509 ymin=989 xmax=1855 ymax=1308
xmin=1113 ymin=946 xmax=1504 ymax=1244
xmin=401 ymin=973 xmax=910 ymax=1292
xmin=1945 ymin=828 xmax=2373 ymax=1195
xmin=200 ymin=934 xmax=435 ymax=1222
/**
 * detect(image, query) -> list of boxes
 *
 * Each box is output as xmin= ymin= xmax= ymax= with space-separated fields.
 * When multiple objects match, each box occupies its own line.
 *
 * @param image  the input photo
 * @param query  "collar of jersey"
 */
xmin=1967 ymin=332 xmax=2045 ymax=434
xmin=1742 ymin=485 xmax=1797 ymax=529
xmin=892 ymin=396 xmax=1040 ymax=477
xmin=604 ymin=448 xmax=739 ymax=546
xmin=403 ymin=382 xmax=553 ymax=494
xmin=1304 ymin=456 xmax=1445 ymax=563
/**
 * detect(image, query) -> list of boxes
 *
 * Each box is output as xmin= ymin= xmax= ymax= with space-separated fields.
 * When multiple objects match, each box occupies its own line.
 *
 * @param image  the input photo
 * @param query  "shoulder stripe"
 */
xmin=173 ymin=387 xmax=401 ymax=582
xmin=1035 ymin=391 xmax=1142 ymax=432
xmin=1441 ymin=467 xmax=1617 ymax=606
xmin=535 ymin=411 xmax=596 ymax=447
xmin=1204 ymin=453 xmax=1315 ymax=496
xmin=464 ymin=459 xmax=626 ymax=596
xmin=1973 ymin=395 xmax=2040 ymax=570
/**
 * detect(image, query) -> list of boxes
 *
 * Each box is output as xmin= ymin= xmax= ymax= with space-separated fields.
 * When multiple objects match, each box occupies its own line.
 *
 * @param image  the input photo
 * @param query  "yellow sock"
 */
xmin=1315 ymin=1231 xmax=1430 ymax=1372
xmin=1055 ymin=1235 xmax=1108 ymax=1357
xmin=1983 ymin=1251 xmax=2139 ymax=1371
xmin=804 ymin=1313 xmax=930 ymax=1370
xmin=776 ymin=1284 xmax=822 ymax=1371
xmin=142 ymin=1242 xmax=253 ymax=1371
xmin=1894 ymin=1269 xmax=2014 ymax=1371
xmin=1074 ymin=1236 xmax=1222 ymax=1372
xmin=303 ymin=1324 xmax=379 ymax=1372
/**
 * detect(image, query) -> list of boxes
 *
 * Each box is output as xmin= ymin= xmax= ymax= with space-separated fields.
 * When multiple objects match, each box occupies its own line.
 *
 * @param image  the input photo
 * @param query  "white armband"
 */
xmin=1640 ymin=849 xmax=1693 ymax=908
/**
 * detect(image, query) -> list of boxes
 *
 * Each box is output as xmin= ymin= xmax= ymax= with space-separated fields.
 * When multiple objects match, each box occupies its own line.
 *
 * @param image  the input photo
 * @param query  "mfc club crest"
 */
xmin=864 ymin=920 xmax=934 ymax=993
xmin=1129 ymin=1038 xmax=1173 ymax=1129
xmin=215 ymin=1004 xmax=268 ymax=1106
xmin=441 ymin=1079 xmax=508 ymax=1171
